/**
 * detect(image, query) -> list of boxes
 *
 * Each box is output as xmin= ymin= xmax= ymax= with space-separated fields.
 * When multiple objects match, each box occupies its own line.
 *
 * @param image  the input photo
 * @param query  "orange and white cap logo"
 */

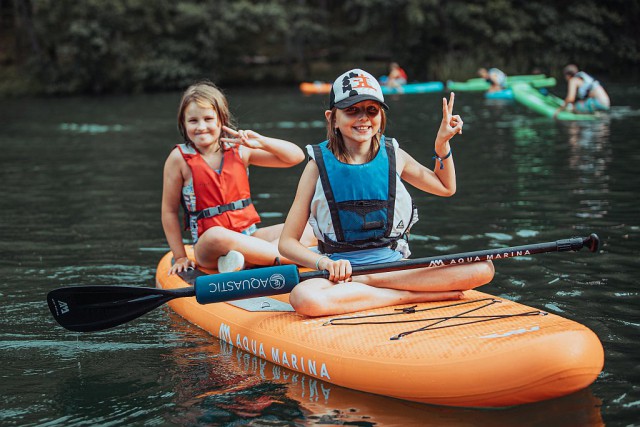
xmin=329 ymin=69 xmax=389 ymax=110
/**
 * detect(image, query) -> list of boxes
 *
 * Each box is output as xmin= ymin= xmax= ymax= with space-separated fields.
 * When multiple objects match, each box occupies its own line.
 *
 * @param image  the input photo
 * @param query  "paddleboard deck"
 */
xmin=156 ymin=249 xmax=603 ymax=408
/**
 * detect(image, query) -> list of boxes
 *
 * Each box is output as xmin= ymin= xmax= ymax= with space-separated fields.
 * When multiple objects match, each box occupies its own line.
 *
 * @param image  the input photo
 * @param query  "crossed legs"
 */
xmin=289 ymin=261 xmax=495 ymax=316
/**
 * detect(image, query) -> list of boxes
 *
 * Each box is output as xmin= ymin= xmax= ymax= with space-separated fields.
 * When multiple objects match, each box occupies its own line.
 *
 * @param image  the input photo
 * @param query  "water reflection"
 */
xmin=503 ymin=115 xmax=613 ymax=229
xmin=566 ymin=120 xmax=612 ymax=221
xmin=566 ymin=119 xmax=611 ymax=171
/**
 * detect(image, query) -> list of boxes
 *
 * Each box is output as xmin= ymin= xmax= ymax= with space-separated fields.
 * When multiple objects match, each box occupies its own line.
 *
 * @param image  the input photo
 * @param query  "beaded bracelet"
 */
xmin=315 ymin=255 xmax=329 ymax=270
xmin=433 ymin=148 xmax=452 ymax=170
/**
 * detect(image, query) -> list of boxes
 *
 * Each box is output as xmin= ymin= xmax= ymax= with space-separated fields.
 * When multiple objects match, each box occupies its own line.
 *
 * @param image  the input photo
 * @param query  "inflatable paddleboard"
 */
xmin=156 ymin=248 xmax=603 ymax=408
xmin=299 ymin=81 xmax=332 ymax=95
xmin=485 ymin=88 xmax=514 ymax=100
xmin=447 ymin=76 xmax=556 ymax=92
xmin=381 ymin=81 xmax=444 ymax=95
xmin=511 ymin=82 xmax=598 ymax=120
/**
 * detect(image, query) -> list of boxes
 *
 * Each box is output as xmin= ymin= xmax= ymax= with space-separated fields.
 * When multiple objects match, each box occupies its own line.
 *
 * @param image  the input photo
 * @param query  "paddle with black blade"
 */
xmin=47 ymin=234 xmax=600 ymax=332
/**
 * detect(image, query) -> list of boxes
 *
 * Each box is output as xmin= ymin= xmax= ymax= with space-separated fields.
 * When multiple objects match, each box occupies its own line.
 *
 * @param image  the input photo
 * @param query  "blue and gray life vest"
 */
xmin=307 ymin=136 xmax=417 ymax=254
xmin=487 ymin=68 xmax=507 ymax=88
xmin=575 ymin=71 xmax=600 ymax=100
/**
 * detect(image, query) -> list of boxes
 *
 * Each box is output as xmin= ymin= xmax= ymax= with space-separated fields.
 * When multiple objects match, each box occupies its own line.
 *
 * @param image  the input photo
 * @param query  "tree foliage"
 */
xmin=3 ymin=0 xmax=638 ymax=95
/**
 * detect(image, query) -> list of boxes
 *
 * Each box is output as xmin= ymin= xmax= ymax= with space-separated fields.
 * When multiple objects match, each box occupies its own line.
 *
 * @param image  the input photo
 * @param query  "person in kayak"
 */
xmin=554 ymin=64 xmax=610 ymax=115
xmin=478 ymin=67 xmax=507 ymax=92
xmin=278 ymin=69 xmax=495 ymax=316
xmin=384 ymin=62 xmax=408 ymax=91
xmin=162 ymin=81 xmax=315 ymax=275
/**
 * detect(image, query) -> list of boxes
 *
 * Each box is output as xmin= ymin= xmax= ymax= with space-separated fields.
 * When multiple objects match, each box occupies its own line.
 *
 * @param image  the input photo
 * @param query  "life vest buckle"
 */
xmin=194 ymin=198 xmax=253 ymax=220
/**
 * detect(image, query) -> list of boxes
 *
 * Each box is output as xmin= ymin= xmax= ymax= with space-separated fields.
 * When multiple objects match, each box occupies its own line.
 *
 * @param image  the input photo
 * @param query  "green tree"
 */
xmin=2 ymin=0 xmax=639 ymax=95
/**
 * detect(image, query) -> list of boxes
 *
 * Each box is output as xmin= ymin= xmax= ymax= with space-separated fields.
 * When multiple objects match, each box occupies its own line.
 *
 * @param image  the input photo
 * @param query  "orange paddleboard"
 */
xmin=156 ymin=248 xmax=603 ymax=407
xmin=299 ymin=81 xmax=332 ymax=95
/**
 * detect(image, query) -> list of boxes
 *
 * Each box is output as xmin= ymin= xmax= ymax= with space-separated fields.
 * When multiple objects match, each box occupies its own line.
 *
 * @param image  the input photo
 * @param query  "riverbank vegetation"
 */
xmin=2 ymin=0 xmax=638 ymax=96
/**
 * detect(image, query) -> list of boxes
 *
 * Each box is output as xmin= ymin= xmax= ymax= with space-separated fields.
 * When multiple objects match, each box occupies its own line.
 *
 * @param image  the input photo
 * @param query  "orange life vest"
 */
xmin=177 ymin=144 xmax=260 ymax=236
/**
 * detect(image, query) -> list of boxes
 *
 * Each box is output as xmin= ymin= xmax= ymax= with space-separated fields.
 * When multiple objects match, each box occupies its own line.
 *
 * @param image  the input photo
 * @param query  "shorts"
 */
xmin=574 ymin=98 xmax=609 ymax=113
xmin=325 ymin=247 xmax=403 ymax=267
xmin=241 ymin=224 xmax=258 ymax=236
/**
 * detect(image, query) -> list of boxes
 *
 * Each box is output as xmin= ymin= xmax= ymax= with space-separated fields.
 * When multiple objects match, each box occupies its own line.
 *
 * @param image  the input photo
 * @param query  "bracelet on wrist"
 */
xmin=433 ymin=148 xmax=452 ymax=170
xmin=315 ymin=255 xmax=329 ymax=270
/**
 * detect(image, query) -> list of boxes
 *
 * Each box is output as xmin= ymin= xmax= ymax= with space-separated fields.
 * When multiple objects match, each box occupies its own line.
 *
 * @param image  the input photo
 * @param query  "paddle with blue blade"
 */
xmin=47 ymin=234 xmax=600 ymax=332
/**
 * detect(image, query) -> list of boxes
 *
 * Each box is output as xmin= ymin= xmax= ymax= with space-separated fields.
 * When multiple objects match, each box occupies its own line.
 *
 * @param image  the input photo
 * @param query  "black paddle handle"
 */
xmin=299 ymin=234 xmax=600 ymax=281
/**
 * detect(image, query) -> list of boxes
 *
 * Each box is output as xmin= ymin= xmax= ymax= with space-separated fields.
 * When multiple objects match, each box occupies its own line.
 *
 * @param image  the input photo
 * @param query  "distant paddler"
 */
xmin=477 ymin=67 xmax=507 ymax=92
xmin=554 ymin=64 xmax=610 ymax=117
xmin=383 ymin=62 xmax=408 ymax=92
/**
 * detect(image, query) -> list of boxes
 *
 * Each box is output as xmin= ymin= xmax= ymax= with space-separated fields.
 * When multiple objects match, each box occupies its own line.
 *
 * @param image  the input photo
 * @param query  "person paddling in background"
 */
xmin=555 ymin=64 xmax=610 ymax=116
xmin=477 ymin=67 xmax=507 ymax=92
xmin=278 ymin=69 xmax=495 ymax=316
xmin=162 ymin=81 xmax=316 ymax=275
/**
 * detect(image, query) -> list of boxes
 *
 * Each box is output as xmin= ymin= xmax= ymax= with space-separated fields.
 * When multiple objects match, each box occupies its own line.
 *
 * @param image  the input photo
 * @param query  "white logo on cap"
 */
xmin=331 ymin=69 xmax=388 ymax=109
xmin=339 ymin=70 xmax=379 ymax=98
xmin=344 ymin=73 xmax=376 ymax=93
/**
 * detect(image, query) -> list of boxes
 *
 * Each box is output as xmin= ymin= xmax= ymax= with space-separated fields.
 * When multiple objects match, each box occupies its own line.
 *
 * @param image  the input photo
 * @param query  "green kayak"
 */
xmin=447 ymin=75 xmax=556 ymax=92
xmin=511 ymin=82 xmax=597 ymax=121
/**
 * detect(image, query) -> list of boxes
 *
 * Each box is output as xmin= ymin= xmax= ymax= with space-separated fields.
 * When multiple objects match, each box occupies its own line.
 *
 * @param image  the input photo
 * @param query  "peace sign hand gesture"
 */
xmin=435 ymin=92 xmax=463 ymax=154
xmin=221 ymin=126 xmax=265 ymax=149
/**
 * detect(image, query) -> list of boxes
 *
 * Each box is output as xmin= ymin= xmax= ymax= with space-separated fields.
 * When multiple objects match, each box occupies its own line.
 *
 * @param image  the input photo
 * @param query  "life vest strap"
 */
xmin=191 ymin=198 xmax=253 ymax=220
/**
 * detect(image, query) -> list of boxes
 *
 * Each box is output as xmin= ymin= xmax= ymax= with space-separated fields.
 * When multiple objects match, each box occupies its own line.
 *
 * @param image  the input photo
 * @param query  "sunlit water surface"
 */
xmin=1 ymin=83 xmax=639 ymax=426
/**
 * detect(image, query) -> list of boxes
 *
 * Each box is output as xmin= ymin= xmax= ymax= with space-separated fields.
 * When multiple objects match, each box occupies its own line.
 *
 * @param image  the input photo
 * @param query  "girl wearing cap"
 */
xmin=162 ymin=81 xmax=315 ymax=275
xmin=278 ymin=69 xmax=494 ymax=316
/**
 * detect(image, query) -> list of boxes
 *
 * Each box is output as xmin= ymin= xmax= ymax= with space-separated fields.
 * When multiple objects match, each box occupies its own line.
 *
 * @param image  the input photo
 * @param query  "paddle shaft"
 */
xmin=301 ymin=234 xmax=599 ymax=281
xmin=193 ymin=234 xmax=599 ymax=304
xmin=48 ymin=234 xmax=599 ymax=332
